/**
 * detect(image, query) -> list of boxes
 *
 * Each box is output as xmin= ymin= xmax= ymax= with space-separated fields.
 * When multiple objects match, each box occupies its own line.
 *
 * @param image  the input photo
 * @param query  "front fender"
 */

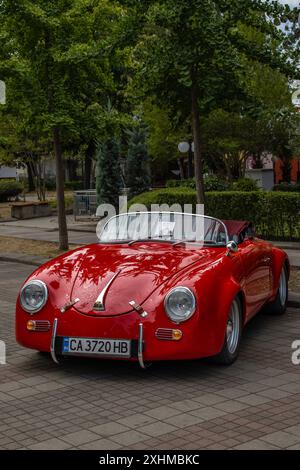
xmin=143 ymin=253 xmax=245 ymax=358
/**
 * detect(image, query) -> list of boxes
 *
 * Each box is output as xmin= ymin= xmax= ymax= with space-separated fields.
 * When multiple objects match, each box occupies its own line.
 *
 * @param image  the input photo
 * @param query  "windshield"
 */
xmin=99 ymin=212 xmax=228 ymax=245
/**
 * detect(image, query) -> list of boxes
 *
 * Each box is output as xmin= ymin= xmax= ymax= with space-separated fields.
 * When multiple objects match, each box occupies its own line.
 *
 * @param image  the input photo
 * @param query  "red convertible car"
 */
xmin=16 ymin=212 xmax=289 ymax=368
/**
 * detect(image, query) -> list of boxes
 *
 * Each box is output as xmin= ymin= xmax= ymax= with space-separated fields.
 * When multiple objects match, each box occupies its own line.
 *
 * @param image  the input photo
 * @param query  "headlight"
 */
xmin=164 ymin=287 xmax=196 ymax=323
xmin=20 ymin=280 xmax=48 ymax=314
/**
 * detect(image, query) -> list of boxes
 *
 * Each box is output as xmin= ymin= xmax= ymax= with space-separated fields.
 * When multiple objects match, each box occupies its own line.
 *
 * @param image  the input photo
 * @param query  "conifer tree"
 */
xmin=96 ymin=139 xmax=122 ymax=210
xmin=126 ymin=125 xmax=151 ymax=199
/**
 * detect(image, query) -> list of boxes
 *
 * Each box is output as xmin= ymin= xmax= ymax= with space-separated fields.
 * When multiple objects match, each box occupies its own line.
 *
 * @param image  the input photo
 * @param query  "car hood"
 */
xmin=68 ymin=243 xmax=215 ymax=316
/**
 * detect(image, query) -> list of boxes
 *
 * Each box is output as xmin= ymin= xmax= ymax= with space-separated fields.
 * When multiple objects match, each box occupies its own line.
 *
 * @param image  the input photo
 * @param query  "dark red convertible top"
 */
xmin=221 ymin=220 xmax=252 ymax=240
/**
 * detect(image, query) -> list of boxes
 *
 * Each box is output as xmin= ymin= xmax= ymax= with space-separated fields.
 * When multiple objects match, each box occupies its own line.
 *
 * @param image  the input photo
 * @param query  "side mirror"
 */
xmin=226 ymin=240 xmax=238 ymax=256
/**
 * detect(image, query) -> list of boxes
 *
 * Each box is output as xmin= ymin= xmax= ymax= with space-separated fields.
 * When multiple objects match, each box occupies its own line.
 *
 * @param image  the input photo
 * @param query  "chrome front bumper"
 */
xmin=50 ymin=318 xmax=146 ymax=369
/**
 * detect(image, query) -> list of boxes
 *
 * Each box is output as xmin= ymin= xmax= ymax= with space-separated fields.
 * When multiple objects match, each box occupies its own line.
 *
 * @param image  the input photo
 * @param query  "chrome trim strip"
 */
xmin=30 ymin=320 xmax=51 ymax=332
xmin=93 ymin=270 xmax=121 ymax=311
xmin=50 ymin=318 xmax=59 ymax=364
xmin=138 ymin=322 xmax=146 ymax=369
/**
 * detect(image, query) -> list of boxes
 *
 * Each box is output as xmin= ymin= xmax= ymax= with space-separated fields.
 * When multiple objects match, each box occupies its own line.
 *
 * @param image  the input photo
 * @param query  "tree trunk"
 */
xmin=53 ymin=127 xmax=69 ymax=251
xmin=177 ymin=158 xmax=185 ymax=180
xmin=84 ymin=141 xmax=95 ymax=189
xmin=191 ymin=84 xmax=205 ymax=205
xmin=26 ymin=162 xmax=35 ymax=192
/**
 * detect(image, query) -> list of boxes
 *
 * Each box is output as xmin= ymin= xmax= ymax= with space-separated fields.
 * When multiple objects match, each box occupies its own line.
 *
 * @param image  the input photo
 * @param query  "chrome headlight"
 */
xmin=164 ymin=287 xmax=196 ymax=323
xmin=20 ymin=280 xmax=48 ymax=314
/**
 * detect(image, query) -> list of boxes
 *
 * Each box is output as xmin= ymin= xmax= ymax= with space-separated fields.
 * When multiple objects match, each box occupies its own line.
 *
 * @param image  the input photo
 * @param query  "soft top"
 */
xmin=221 ymin=220 xmax=252 ymax=241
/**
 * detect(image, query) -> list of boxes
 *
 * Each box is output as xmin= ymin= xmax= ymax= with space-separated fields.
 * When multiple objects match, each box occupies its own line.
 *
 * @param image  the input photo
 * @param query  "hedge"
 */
xmin=0 ymin=179 xmax=23 ymax=202
xmin=166 ymin=176 xmax=230 ymax=192
xmin=129 ymin=188 xmax=300 ymax=240
xmin=166 ymin=176 xmax=258 ymax=192
xmin=273 ymin=183 xmax=300 ymax=192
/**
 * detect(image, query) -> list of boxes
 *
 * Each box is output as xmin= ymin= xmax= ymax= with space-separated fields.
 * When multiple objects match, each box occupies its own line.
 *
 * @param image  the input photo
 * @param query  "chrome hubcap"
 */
xmin=279 ymin=269 xmax=287 ymax=307
xmin=226 ymin=300 xmax=240 ymax=355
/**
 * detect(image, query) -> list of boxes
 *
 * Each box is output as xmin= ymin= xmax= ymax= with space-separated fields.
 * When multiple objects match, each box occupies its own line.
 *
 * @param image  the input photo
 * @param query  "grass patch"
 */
xmin=0 ymin=236 xmax=81 ymax=259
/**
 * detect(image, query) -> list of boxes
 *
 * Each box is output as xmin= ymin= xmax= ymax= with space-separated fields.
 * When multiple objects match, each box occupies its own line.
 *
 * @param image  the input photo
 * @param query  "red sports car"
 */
xmin=16 ymin=211 xmax=289 ymax=368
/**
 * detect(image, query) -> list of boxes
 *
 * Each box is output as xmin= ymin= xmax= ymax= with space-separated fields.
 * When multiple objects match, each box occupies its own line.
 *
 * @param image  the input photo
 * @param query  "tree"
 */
xmin=0 ymin=0 xmax=123 ymax=249
xmin=133 ymin=0 xmax=299 ymax=204
xmin=142 ymin=99 xmax=189 ymax=184
xmin=96 ymin=138 xmax=123 ymax=209
xmin=126 ymin=124 xmax=151 ymax=199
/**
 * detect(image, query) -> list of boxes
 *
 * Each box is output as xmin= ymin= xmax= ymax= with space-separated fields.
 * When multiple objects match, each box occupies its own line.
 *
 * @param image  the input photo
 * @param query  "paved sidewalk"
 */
xmin=1 ymin=260 xmax=300 ymax=450
xmin=0 ymin=215 xmax=97 ymax=232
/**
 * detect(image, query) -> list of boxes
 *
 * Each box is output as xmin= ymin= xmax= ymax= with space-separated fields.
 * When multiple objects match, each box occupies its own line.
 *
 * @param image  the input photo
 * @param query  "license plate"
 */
xmin=62 ymin=337 xmax=131 ymax=358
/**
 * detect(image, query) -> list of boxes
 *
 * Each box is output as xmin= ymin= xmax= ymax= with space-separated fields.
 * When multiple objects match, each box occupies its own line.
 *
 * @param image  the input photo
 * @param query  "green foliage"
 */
xmin=130 ymin=188 xmax=300 ymax=240
xmin=64 ymin=181 xmax=83 ymax=191
xmin=166 ymin=179 xmax=196 ymax=189
xmin=49 ymin=196 xmax=73 ymax=210
xmin=204 ymin=176 xmax=231 ymax=192
xmin=232 ymin=178 xmax=259 ymax=192
xmin=0 ymin=0 xmax=127 ymax=193
xmin=166 ymin=176 xmax=230 ymax=191
xmin=96 ymin=139 xmax=123 ymax=208
xmin=126 ymin=125 xmax=151 ymax=199
xmin=0 ymin=179 xmax=23 ymax=202
xmin=273 ymin=183 xmax=300 ymax=192
xmin=133 ymin=1 xmax=299 ymax=191
xmin=44 ymin=179 xmax=56 ymax=191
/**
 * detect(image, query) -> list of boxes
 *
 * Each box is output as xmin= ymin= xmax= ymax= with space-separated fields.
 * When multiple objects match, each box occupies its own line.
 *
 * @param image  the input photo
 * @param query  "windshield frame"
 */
xmin=98 ymin=211 xmax=229 ymax=246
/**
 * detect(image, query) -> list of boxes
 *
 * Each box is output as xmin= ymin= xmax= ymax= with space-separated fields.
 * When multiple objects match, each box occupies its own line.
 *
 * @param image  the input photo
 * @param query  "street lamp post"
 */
xmin=178 ymin=141 xmax=194 ymax=179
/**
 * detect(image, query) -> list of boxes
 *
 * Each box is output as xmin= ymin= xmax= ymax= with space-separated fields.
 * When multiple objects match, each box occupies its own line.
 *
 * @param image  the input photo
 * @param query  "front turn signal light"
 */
xmin=155 ymin=328 xmax=183 ymax=341
xmin=172 ymin=329 xmax=183 ymax=341
xmin=27 ymin=320 xmax=36 ymax=331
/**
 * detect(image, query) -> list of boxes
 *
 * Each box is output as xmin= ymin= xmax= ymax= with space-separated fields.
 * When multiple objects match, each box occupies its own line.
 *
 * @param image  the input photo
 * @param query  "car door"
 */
xmin=238 ymin=238 xmax=272 ymax=319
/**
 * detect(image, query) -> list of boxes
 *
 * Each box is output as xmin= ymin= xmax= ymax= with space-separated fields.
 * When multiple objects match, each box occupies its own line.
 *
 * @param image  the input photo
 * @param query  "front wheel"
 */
xmin=213 ymin=297 xmax=243 ymax=366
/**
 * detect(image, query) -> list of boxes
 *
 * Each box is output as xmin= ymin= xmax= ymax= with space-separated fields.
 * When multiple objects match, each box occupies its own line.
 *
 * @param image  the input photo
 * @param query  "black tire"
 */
xmin=37 ymin=351 xmax=49 ymax=356
xmin=213 ymin=296 xmax=243 ymax=366
xmin=263 ymin=265 xmax=288 ymax=316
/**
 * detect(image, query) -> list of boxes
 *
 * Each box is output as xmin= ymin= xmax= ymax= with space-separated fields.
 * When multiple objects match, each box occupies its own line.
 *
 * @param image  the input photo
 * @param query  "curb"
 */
xmin=0 ymin=255 xmax=47 ymax=267
xmin=288 ymin=300 xmax=300 ymax=309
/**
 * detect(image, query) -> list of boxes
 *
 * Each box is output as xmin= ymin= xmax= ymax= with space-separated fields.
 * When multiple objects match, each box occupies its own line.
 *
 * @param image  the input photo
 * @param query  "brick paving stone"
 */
xmin=164 ymin=413 xmax=204 ymax=428
xmin=90 ymin=422 xmax=130 ymax=436
xmin=260 ymin=431 xmax=300 ymax=448
xmin=137 ymin=422 xmax=177 ymax=437
xmin=145 ymin=406 xmax=182 ymax=420
xmin=1 ymin=260 xmax=300 ymax=450
xmin=234 ymin=439 xmax=280 ymax=450
xmin=110 ymin=430 xmax=149 ymax=446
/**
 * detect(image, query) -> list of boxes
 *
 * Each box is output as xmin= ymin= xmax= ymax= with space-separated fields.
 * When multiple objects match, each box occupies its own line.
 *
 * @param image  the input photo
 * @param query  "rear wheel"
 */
xmin=263 ymin=265 xmax=288 ymax=316
xmin=213 ymin=297 xmax=243 ymax=365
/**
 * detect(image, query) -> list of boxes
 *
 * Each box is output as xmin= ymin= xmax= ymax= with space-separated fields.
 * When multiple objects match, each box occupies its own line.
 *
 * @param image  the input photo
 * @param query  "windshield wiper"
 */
xmin=128 ymin=238 xmax=175 ymax=246
xmin=173 ymin=240 xmax=221 ymax=247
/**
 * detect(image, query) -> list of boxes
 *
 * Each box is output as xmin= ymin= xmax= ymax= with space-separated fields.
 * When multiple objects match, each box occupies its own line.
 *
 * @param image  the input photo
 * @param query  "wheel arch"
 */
xmin=236 ymin=290 xmax=247 ymax=326
xmin=271 ymin=247 xmax=290 ymax=298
